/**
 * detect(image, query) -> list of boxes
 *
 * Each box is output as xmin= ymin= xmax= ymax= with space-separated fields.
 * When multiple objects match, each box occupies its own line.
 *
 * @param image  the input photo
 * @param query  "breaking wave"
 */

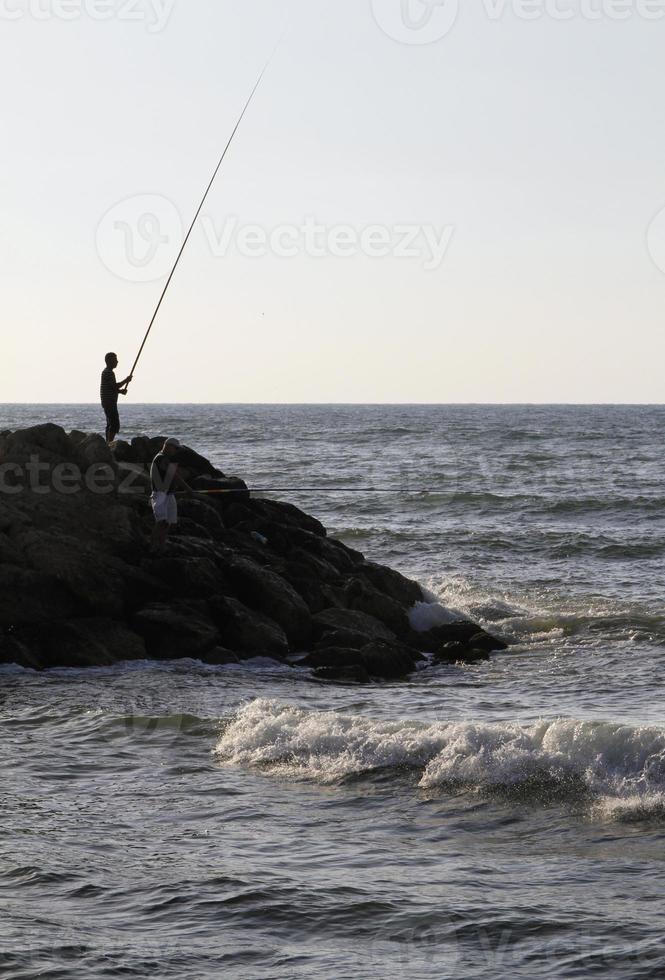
xmin=215 ymin=700 xmax=665 ymax=821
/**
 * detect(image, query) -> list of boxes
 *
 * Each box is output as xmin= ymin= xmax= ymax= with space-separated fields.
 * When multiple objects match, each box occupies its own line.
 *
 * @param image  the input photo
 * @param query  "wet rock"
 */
xmin=190 ymin=477 xmax=249 ymax=502
xmin=358 ymin=561 xmax=423 ymax=607
xmin=360 ymin=640 xmax=419 ymax=680
xmin=304 ymin=638 xmax=418 ymax=681
xmin=198 ymin=646 xmax=239 ymax=666
xmin=0 ymin=565 xmax=79 ymax=628
xmin=223 ymin=556 xmax=311 ymax=647
xmin=174 ymin=445 xmax=224 ymax=480
xmin=410 ymin=621 xmax=506 ymax=654
xmin=301 ymin=647 xmax=365 ymax=670
xmin=208 ymin=595 xmax=289 ymax=660
xmin=433 ymin=641 xmax=490 ymax=665
xmin=314 ymin=627 xmax=377 ymax=651
xmin=312 ymin=608 xmax=397 ymax=644
xmin=177 ymin=498 xmax=225 ymax=538
xmin=133 ymin=600 xmax=220 ymax=659
xmin=17 ymin=531 xmax=127 ymax=618
xmin=467 ymin=630 xmax=508 ymax=653
xmin=0 ymin=618 xmax=147 ymax=670
xmin=249 ymin=498 xmax=327 ymax=539
xmin=312 ymin=664 xmax=371 ymax=684
xmin=342 ymin=576 xmax=410 ymax=637
xmin=143 ymin=556 xmax=226 ymax=600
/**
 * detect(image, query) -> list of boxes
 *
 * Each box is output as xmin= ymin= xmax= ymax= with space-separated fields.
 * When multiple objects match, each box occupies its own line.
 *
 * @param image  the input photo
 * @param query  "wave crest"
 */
xmin=215 ymin=700 xmax=665 ymax=820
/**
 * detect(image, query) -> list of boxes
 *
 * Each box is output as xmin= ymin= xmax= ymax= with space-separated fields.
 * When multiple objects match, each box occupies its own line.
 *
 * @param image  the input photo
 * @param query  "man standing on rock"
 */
xmin=150 ymin=438 xmax=193 ymax=554
xmin=100 ymin=352 xmax=133 ymax=444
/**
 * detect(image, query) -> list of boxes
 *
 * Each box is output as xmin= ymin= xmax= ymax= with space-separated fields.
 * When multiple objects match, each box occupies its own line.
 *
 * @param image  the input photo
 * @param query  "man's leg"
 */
xmin=109 ymin=405 xmax=120 ymax=443
xmin=103 ymin=404 xmax=120 ymax=444
xmin=151 ymin=522 xmax=169 ymax=554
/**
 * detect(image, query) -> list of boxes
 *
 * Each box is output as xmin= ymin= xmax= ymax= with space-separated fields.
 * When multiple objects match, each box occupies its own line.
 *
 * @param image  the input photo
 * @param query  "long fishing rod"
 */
xmin=128 ymin=56 xmax=275 ymax=381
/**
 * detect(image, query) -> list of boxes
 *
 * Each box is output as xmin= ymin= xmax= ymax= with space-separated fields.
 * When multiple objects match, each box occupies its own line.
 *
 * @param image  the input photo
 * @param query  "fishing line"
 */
xmin=129 ymin=47 xmax=281 ymax=381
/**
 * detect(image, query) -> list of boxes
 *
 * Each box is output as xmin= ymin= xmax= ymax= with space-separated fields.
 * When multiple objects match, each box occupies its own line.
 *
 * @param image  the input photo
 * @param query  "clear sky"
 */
xmin=2 ymin=0 xmax=665 ymax=403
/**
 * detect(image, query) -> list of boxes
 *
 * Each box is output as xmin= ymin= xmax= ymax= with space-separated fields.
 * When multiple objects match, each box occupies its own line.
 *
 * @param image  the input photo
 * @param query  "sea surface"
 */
xmin=1 ymin=404 xmax=665 ymax=979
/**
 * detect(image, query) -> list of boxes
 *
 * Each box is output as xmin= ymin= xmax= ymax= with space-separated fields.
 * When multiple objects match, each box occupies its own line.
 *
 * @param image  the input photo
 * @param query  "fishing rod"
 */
xmin=128 ymin=55 xmax=276 ymax=382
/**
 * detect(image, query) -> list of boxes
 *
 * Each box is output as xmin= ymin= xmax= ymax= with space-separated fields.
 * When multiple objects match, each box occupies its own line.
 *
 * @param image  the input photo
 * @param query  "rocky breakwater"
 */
xmin=0 ymin=424 xmax=507 ymax=681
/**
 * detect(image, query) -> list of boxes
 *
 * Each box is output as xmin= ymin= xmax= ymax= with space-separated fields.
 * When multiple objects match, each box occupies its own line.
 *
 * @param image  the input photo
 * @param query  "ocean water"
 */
xmin=1 ymin=404 xmax=665 ymax=979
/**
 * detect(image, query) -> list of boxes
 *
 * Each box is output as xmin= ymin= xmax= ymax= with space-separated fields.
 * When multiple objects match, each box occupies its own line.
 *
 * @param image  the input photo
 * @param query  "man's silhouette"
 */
xmin=100 ymin=353 xmax=132 ymax=444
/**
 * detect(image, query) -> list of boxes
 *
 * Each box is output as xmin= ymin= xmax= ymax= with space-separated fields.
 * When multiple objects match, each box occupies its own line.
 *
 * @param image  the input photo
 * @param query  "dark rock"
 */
xmin=249 ymin=498 xmax=327 ymax=539
xmin=342 ymin=576 xmax=410 ymax=637
xmin=360 ymin=640 xmax=419 ymax=680
xmin=197 ymin=646 xmax=239 ymax=666
xmin=0 ymin=565 xmax=79 ymax=628
xmin=130 ymin=436 xmax=158 ymax=467
xmin=176 ymin=517 xmax=213 ymax=541
xmin=177 ymin=498 xmax=225 ymax=537
xmin=69 ymin=430 xmax=87 ymax=446
xmin=301 ymin=647 xmax=365 ymax=669
xmin=312 ymin=608 xmax=397 ymax=644
xmin=223 ymin=556 xmax=311 ymax=647
xmin=111 ymin=439 xmax=134 ymax=463
xmin=313 ymin=664 xmax=371 ymax=684
xmin=133 ymin=600 xmax=220 ymax=659
xmin=304 ymin=638 xmax=418 ymax=680
xmin=358 ymin=561 xmax=423 ymax=607
xmin=312 ymin=536 xmax=364 ymax=572
xmin=76 ymin=434 xmax=115 ymax=468
xmin=190 ymin=477 xmax=249 ymax=501
xmin=467 ymin=630 xmax=508 ymax=653
xmin=143 ymin=557 xmax=227 ymax=600
xmin=410 ymin=621 xmax=505 ymax=653
xmin=18 ymin=532 xmax=127 ymax=618
xmin=174 ymin=445 xmax=224 ymax=480
xmin=0 ymin=618 xmax=146 ymax=669
xmin=208 ymin=595 xmax=289 ymax=660
xmin=0 ymin=424 xmax=74 ymax=464
xmin=285 ymin=549 xmax=341 ymax=584
xmin=314 ymin=627 xmax=377 ymax=651
xmin=433 ymin=641 xmax=490 ymax=665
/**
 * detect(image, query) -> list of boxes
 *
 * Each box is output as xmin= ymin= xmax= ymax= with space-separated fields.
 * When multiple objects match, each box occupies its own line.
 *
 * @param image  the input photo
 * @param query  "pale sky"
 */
xmin=2 ymin=0 xmax=665 ymax=403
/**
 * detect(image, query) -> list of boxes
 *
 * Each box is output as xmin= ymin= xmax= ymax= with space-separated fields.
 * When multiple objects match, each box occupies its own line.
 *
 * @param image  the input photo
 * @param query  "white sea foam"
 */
xmin=215 ymin=700 xmax=665 ymax=820
xmin=408 ymin=599 xmax=463 ymax=632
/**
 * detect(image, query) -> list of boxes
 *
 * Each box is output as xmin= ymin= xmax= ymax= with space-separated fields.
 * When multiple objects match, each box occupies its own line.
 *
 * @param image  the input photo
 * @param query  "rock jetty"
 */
xmin=0 ymin=424 xmax=507 ymax=680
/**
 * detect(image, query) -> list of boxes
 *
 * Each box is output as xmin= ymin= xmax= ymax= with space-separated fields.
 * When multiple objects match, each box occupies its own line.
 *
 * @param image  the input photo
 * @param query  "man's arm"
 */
xmin=117 ymin=375 xmax=133 ymax=395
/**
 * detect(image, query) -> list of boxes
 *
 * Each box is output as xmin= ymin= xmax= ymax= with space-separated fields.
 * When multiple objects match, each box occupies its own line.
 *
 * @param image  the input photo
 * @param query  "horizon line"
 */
xmin=1 ymin=402 xmax=664 ymax=408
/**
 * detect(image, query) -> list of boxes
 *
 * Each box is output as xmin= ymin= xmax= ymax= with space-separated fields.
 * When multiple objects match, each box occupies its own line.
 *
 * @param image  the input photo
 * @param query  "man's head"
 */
xmin=105 ymin=352 xmax=119 ymax=369
xmin=163 ymin=437 xmax=180 ymax=458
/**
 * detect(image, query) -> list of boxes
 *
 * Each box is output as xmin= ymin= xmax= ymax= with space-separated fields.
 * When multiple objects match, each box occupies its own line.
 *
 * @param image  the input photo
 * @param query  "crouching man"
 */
xmin=150 ymin=438 xmax=192 ymax=554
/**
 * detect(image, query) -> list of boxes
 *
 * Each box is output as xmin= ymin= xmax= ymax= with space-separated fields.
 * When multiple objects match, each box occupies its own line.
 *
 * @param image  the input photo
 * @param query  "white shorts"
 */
xmin=151 ymin=491 xmax=178 ymax=526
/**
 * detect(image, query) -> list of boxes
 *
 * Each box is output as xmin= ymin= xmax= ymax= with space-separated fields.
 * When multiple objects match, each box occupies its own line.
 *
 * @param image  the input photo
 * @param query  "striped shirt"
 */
xmin=100 ymin=368 xmax=118 ymax=405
